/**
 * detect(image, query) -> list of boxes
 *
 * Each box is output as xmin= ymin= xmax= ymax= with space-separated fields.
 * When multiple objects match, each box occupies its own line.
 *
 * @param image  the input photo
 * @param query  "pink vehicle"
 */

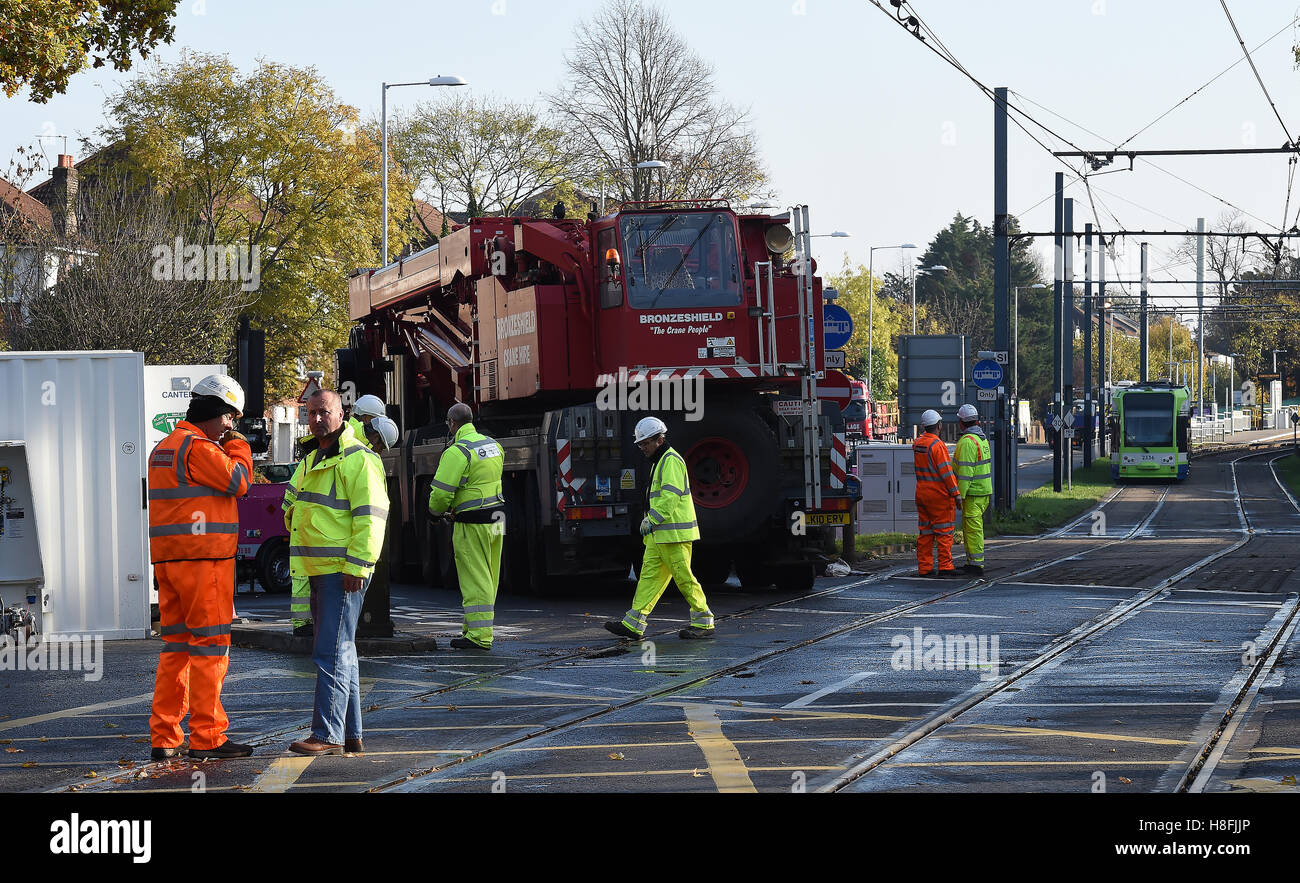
xmin=236 ymin=463 xmax=294 ymax=593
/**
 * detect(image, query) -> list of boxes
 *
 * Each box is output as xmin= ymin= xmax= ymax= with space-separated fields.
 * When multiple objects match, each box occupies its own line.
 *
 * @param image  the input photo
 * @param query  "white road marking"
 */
xmin=784 ymin=672 xmax=875 ymax=709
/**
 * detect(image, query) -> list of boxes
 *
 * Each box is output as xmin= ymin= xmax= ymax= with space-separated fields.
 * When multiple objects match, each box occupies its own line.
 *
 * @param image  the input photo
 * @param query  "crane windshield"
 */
xmin=619 ymin=211 xmax=742 ymax=309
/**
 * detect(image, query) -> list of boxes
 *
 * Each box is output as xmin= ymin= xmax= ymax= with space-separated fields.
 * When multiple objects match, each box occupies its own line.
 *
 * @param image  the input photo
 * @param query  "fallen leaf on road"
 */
xmin=4 ymin=747 xmax=22 ymax=753
xmin=733 ymin=700 xmax=743 ymax=707
xmin=134 ymin=738 xmax=148 ymax=744
xmin=20 ymin=762 xmax=37 ymax=768
xmin=365 ymin=704 xmax=379 ymax=712
xmin=799 ymin=680 xmax=815 ymax=685
xmin=1025 ymin=717 xmax=1038 ymax=722
xmin=0 ymin=739 xmax=10 ymax=745
xmin=771 ymin=716 xmax=782 ymax=721
xmin=1282 ymin=775 xmax=1297 ymax=786
xmin=253 ymin=769 xmax=263 ymax=775
xmin=84 ymin=771 xmax=98 ymax=778
xmin=446 ymin=706 xmax=458 ymax=712
xmin=104 ymin=723 xmax=119 ymax=729
xmin=608 ymin=752 xmax=625 ymax=761
xmin=692 ymin=769 xmax=704 ymax=777
xmin=38 ymin=737 xmax=48 ymax=742
xmin=1118 ymin=776 xmax=1132 ymax=785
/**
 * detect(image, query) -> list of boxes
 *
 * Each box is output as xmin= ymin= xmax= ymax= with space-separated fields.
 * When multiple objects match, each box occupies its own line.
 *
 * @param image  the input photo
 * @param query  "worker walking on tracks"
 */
xmin=287 ymin=389 xmax=389 ymax=756
xmin=954 ymin=403 xmax=993 ymax=576
xmin=913 ymin=409 xmax=963 ymax=579
xmin=606 ymin=417 xmax=716 ymax=641
xmin=148 ymin=375 xmax=255 ymax=760
xmin=428 ymin=403 xmax=505 ymax=651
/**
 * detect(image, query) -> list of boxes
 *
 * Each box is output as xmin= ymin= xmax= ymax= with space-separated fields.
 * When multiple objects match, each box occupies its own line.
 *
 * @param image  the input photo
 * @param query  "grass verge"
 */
xmin=1273 ymin=450 xmax=1300 ymax=498
xmin=991 ymin=460 xmax=1114 ymax=535
xmin=854 ymin=532 xmax=918 ymax=556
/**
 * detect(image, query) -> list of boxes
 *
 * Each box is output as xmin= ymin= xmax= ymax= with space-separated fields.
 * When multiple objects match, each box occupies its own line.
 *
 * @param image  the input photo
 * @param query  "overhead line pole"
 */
xmin=1197 ymin=217 xmax=1206 ymax=416
xmin=1053 ymin=172 xmax=1064 ymax=493
xmin=993 ymin=86 xmax=1012 ymax=513
xmin=1084 ymin=222 xmax=1093 ymax=469
xmin=1064 ymin=198 xmax=1075 ymax=490
xmin=1140 ymin=243 xmax=1149 ymax=382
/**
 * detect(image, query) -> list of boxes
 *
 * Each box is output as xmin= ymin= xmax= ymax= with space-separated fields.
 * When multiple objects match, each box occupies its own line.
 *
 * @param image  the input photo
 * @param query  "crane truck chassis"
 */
xmin=339 ymin=201 xmax=855 ymax=594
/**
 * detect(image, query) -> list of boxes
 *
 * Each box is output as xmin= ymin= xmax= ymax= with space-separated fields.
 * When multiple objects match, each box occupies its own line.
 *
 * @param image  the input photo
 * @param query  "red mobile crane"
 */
xmin=339 ymin=201 xmax=854 ymax=593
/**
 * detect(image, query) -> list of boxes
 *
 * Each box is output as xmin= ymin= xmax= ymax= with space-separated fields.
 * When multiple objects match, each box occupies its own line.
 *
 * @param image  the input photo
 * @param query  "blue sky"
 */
xmin=4 ymin=0 xmax=1299 ymax=309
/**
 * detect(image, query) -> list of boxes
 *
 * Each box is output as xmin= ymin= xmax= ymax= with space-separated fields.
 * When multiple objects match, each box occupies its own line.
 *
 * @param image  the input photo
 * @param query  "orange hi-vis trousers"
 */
xmin=150 ymin=559 xmax=235 ymax=751
xmin=916 ymin=495 xmax=957 ymax=574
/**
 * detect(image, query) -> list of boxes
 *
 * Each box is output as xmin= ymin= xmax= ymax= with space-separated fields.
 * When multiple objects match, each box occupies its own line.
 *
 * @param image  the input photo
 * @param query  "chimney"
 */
xmin=50 ymin=154 xmax=77 ymax=237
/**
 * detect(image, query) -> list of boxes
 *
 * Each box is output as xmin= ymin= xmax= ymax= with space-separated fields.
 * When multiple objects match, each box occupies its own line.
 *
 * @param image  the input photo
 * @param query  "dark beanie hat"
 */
xmin=187 ymin=394 xmax=239 ymax=423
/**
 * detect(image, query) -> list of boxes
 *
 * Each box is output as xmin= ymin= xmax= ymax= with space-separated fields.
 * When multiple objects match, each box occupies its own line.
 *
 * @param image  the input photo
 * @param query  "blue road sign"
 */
xmin=972 ymin=359 xmax=1003 ymax=390
xmin=823 ymin=303 xmax=853 ymax=351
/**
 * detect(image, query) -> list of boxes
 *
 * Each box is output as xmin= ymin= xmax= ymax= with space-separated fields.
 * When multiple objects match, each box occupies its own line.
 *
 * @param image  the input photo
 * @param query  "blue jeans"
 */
xmin=308 ymin=572 xmax=369 ymax=744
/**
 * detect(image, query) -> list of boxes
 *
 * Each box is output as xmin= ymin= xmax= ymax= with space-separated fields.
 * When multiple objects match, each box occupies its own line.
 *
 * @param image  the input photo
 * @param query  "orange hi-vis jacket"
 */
xmin=912 ymin=431 xmax=961 ymax=504
xmin=147 ymin=421 xmax=253 ymax=563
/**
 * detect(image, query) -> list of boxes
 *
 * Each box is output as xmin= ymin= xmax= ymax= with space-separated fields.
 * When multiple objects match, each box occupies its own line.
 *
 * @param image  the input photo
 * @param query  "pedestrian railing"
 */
xmin=1189 ymin=417 xmax=1231 ymax=446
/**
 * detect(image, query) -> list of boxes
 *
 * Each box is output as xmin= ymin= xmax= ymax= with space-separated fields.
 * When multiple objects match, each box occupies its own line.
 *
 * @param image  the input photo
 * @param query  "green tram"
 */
xmin=1110 ymin=381 xmax=1190 ymax=481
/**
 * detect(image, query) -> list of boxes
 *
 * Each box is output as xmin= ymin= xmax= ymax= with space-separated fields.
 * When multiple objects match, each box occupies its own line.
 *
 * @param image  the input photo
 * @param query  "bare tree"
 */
xmin=387 ymin=94 xmax=584 ymax=219
xmin=1170 ymin=210 xmax=1258 ymax=302
xmin=6 ymin=173 xmax=250 ymax=362
xmin=549 ymin=0 xmax=770 ymax=205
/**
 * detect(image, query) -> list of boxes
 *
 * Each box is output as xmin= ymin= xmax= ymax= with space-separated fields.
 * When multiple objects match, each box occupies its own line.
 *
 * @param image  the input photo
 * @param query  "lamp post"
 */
xmin=1013 ymin=283 xmax=1048 ymax=416
xmin=600 ymin=160 xmax=668 ymax=214
xmin=1273 ymin=348 xmax=1288 ymax=374
xmin=867 ymin=243 xmax=915 ymax=400
xmin=382 ymin=75 xmax=466 ymax=266
xmin=911 ymin=263 xmax=948 ymax=335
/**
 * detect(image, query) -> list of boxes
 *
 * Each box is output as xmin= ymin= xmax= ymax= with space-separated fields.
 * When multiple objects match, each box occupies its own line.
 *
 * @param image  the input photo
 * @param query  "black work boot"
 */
xmin=150 ymin=746 xmax=182 ymax=761
xmin=188 ymin=740 xmax=254 ymax=760
xmin=963 ymin=564 xmax=984 ymax=575
xmin=604 ymin=620 xmax=641 ymax=641
xmin=678 ymin=626 xmax=716 ymax=640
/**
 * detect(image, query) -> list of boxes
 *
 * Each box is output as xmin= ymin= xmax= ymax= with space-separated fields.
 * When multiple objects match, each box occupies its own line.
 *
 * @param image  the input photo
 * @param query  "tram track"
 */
xmin=66 ymin=445 xmax=1287 ymax=794
xmin=820 ymin=444 xmax=1297 ymax=793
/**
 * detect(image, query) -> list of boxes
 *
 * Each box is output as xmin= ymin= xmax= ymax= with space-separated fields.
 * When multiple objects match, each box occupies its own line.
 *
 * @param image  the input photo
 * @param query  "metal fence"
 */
xmin=1189 ymin=416 xmax=1232 ymax=446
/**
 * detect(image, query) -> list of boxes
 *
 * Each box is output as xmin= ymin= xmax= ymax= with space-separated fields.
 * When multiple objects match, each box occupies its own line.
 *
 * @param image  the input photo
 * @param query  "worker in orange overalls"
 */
xmin=147 ymin=374 xmax=255 ymax=761
xmin=913 ymin=409 xmax=963 ymax=578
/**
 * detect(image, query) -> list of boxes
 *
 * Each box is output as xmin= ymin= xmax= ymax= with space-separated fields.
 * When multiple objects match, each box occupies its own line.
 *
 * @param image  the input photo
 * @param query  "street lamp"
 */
xmin=382 ymin=75 xmax=467 ymax=266
xmin=600 ymin=160 xmax=667 ymax=214
xmin=867 ymin=243 xmax=916 ymax=400
xmin=1273 ymin=348 xmax=1288 ymax=374
xmin=1013 ymin=283 xmax=1048 ymax=413
xmin=811 ymin=231 xmax=852 ymax=238
xmin=912 ymin=263 xmax=948 ymax=335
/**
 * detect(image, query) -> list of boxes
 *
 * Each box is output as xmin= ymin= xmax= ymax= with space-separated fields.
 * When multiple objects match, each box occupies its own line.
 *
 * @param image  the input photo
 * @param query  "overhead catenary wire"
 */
xmin=1115 ymin=13 xmax=1298 ymax=151
xmin=1219 ymin=0 xmax=1296 ymax=148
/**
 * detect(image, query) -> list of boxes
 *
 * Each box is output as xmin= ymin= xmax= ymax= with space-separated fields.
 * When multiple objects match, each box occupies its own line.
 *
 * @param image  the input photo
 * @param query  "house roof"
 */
xmin=0 ymin=176 xmax=52 ymax=231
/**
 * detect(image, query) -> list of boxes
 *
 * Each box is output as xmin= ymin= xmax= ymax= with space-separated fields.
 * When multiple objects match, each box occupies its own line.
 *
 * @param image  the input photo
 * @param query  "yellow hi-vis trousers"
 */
xmin=454 ymin=521 xmax=503 ymax=648
xmin=962 ymin=494 xmax=990 ymax=567
xmin=290 ymin=575 xmax=312 ymax=629
xmin=622 ymin=540 xmax=715 ymax=636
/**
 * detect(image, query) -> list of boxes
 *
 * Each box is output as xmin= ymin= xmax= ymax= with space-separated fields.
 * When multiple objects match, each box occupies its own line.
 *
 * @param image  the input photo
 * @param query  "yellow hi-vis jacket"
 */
xmin=646 ymin=446 xmax=699 ymax=543
xmin=428 ymin=422 xmax=505 ymax=517
xmin=954 ymin=425 xmax=993 ymax=497
xmin=347 ymin=415 xmax=371 ymax=449
xmin=283 ymin=423 xmax=389 ymax=578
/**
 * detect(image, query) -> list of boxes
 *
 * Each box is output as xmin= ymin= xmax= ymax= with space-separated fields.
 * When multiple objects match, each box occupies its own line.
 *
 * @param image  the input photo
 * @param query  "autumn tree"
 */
xmin=0 ymin=0 xmax=180 ymax=102
xmin=387 ymin=94 xmax=585 ymax=221
xmin=549 ymin=0 xmax=769 ymax=205
xmin=95 ymin=52 xmax=393 ymax=403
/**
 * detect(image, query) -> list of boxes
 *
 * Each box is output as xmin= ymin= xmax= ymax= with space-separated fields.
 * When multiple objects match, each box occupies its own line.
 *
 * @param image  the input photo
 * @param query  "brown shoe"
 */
xmin=289 ymin=737 xmax=343 ymax=756
xmin=345 ymin=738 xmax=364 ymax=753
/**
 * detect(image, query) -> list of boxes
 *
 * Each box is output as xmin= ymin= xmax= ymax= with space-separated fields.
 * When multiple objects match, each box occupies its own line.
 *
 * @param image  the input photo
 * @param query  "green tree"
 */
xmin=828 ymin=259 xmax=907 ymax=401
xmin=96 ymin=52 xmax=393 ymax=404
xmin=0 ymin=0 xmax=180 ymax=102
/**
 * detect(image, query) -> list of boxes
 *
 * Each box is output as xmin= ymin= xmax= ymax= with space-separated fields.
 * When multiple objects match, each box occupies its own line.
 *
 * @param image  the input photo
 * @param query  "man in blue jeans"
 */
xmin=285 ymin=390 xmax=389 ymax=755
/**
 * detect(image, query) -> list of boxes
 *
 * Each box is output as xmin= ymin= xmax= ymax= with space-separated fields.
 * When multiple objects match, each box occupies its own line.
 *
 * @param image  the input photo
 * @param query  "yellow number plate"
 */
xmin=805 ymin=512 xmax=850 ymax=526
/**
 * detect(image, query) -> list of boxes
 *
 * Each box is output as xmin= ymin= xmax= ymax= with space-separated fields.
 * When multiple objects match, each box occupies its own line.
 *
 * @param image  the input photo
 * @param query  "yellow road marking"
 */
xmin=956 ymin=723 xmax=1193 ymax=747
xmin=509 ymin=737 xmax=886 ymax=752
xmin=1225 ymin=777 xmax=1300 ymax=792
xmin=247 ymin=757 xmax=316 ymax=793
xmin=1247 ymin=746 xmax=1300 ymax=757
xmin=887 ymin=760 xmax=1173 ymax=767
xmin=684 ymin=704 xmax=756 ymax=793
xmin=657 ymin=700 xmax=918 ymax=722
xmin=420 ymin=766 xmax=847 ymax=785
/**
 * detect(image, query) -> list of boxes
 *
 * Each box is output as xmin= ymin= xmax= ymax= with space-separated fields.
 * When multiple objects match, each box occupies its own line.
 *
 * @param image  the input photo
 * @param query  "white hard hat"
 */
xmin=633 ymin=416 xmax=668 ymax=444
xmin=353 ymin=394 xmax=386 ymax=418
xmin=921 ymin=409 xmax=942 ymax=427
xmin=957 ymin=403 xmax=979 ymax=421
xmin=193 ymin=374 xmax=245 ymax=417
xmin=368 ymin=416 xmax=399 ymax=450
